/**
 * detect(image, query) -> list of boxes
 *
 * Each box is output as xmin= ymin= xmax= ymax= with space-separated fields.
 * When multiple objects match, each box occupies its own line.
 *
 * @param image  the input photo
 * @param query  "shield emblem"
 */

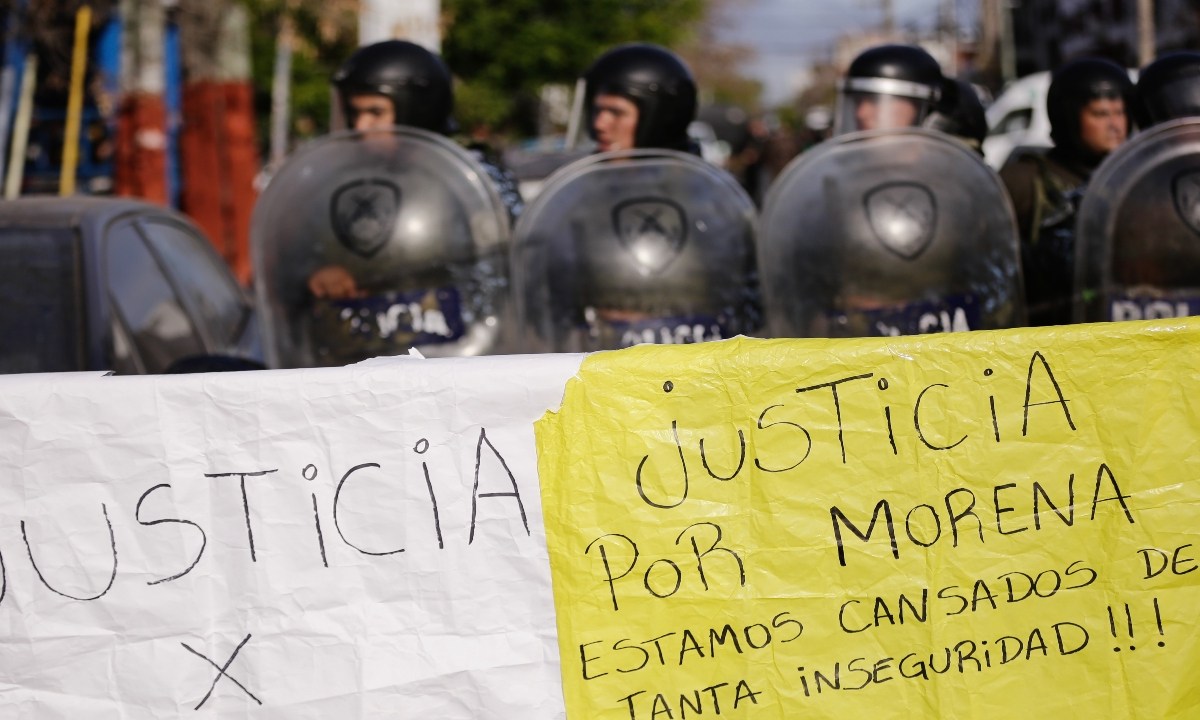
xmin=864 ymin=182 xmax=937 ymax=259
xmin=1172 ymin=170 xmax=1200 ymax=236
xmin=330 ymin=178 xmax=401 ymax=258
xmin=611 ymin=198 xmax=688 ymax=276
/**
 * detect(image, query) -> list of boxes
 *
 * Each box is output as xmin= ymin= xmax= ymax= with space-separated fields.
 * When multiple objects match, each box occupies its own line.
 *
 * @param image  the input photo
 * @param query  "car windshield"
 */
xmin=0 ymin=226 xmax=86 ymax=373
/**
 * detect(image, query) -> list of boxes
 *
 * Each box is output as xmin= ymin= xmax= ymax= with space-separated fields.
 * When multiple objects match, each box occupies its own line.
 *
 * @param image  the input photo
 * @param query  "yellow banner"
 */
xmin=538 ymin=319 xmax=1200 ymax=719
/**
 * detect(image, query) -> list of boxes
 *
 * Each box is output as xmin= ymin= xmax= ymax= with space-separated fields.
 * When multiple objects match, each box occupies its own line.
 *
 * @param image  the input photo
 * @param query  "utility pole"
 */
xmin=1137 ymin=0 xmax=1156 ymax=66
xmin=1000 ymin=0 xmax=1016 ymax=84
xmin=269 ymin=13 xmax=293 ymax=169
xmin=940 ymin=0 xmax=958 ymax=75
xmin=978 ymin=0 xmax=1001 ymax=85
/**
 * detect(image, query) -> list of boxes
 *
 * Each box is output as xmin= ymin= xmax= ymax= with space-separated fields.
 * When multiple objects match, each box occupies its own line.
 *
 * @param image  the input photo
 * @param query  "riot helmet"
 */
xmin=1047 ymin=57 xmax=1133 ymax=165
xmin=332 ymin=40 xmax=453 ymax=133
xmin=834 ymin=44 xmax=943 ymax=135
xmin=583 ymin=43 xmax=698 ymax=151
xmin=1136 ymin=51 xmax=1200 ymax=128
xmin=923 ymin=78 xmax=988 ymax=153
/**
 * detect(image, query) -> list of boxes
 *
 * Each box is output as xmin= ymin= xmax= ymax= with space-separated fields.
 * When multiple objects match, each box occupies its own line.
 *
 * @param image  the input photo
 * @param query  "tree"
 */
xmin=441 ymin=0 xmax=706 ymax=136
xmin=240 ymin=0 xmax=357 ymax=150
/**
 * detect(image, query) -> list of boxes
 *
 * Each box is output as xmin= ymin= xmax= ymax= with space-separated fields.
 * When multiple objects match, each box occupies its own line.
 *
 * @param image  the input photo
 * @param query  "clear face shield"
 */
xmin=833 ymin=77 xmax=936 ymax=135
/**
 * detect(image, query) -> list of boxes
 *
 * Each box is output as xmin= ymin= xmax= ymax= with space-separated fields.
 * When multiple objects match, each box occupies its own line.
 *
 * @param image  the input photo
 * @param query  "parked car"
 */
xmin=0 ymin=196 xmax=262 ymax=374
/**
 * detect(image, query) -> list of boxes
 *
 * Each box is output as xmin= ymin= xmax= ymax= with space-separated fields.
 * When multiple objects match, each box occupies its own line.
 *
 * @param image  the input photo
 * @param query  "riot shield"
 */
xmin=758 ymin=128 xmax=1024 ymax=338
xmin=510 ymin=149 xmax=762 ymax=353
xmin=251 ymin=128 xmax=511 ymax=368
xmin=1075 ymin=118 xmax=1200 ymax=323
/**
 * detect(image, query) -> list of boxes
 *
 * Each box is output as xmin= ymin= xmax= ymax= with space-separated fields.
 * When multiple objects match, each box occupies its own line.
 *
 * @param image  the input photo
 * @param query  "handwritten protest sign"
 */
xmin=0 ymin=354 xmax=581 ymax=719
xmin=538 ymin=319 xmax=1200 ymax=719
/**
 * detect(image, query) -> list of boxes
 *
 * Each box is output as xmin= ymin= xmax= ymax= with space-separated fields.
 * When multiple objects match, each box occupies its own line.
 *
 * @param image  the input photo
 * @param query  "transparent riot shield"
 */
xmin=758 ymin=128 xmax=1024 ymax=338
xmin=251 ymin=128 xmax=511 ymax=368
xmin=510 ymin=150 xmax=761 ymax=353
xmin=1075 ymin=118 xmax=1200 ymax=323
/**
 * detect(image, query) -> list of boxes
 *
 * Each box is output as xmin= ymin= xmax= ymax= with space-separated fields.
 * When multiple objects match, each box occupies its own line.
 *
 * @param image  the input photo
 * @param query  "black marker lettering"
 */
xmin=796 ymin=373 xmax=874 ymax=463
xmin=22 ymin=503 xmax=118 ymax=601
xmin=470 ymin=428 xmax=529 ymax=543
xmin=205 ymin=469 xmax=278 ymax=562
xmin=136 ymin=483 xmax=207 ymax=584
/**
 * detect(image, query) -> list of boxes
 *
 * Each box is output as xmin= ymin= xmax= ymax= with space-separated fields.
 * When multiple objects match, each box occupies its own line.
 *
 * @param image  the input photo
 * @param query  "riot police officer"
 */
xmin=253 ymin=40 xmax=518 ymax=367
xmin=1072 ymin=50 xmax=1200 ymax=323
xmin=332 ymin=39 xmax=455 ymax=134
xmin=510 ymin=44 xmax=761 ymax=352
xmin=833 ymin=44 xmax=944 ymax=135
xmin=999 ymin=57 xmax=1133 ymax=326
xmin=1135 ymin=50 xmax=1200 ymax=128
xmin=308 ymin=40 xmax=523 ymax=301
xmin=581 ymin=43 xmax=698 ymax=153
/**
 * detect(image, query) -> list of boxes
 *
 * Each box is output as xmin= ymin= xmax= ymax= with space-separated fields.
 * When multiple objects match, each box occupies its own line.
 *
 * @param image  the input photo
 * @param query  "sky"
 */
xmin=716 ymin=0 xmax=980 ymax=105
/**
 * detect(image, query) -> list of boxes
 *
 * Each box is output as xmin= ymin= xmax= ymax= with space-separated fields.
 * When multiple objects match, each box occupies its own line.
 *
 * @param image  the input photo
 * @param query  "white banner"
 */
xmin=0 ymin=354 xmax=581 ymax=719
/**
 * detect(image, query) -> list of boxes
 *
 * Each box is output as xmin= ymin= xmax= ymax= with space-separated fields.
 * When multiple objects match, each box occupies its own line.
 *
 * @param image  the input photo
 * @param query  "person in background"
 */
xmin=999 ymin=57 xmax=1134 ymax=326
xmin=581 ymin=43 xmax=698 ymax=153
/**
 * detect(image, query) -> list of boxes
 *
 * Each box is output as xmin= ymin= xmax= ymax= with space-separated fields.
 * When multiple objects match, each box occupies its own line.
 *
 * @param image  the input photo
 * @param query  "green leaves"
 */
xmin=442 ymin=0 xmax=706 ymax=133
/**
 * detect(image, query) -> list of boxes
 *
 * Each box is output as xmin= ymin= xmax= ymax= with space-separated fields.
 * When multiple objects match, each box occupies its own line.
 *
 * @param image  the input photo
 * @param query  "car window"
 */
xmin=0 ymin=226 xmax=86 ymax=373
xmin=136 ymin=218 xmax=248 ymax=347
xmin=105 ymin=218 xmax=204 ymax=373
xmin=990 ymin=109 xmax=1032 ymax=136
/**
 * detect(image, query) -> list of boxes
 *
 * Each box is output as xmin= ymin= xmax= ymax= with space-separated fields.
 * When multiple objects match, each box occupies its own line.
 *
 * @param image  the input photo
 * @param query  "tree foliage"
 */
xmin=441 ymin=0 xmax=706 ymax=134
xmin=232 ymin=0 xmax=757 ymax=147
xmin=240 ymin=0 xmax=357 ymax=146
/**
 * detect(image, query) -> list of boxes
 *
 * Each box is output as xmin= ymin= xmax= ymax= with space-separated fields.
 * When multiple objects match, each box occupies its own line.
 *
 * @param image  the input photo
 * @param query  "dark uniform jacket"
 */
xmin=999 ymin=148 xmax=1093 ymax=326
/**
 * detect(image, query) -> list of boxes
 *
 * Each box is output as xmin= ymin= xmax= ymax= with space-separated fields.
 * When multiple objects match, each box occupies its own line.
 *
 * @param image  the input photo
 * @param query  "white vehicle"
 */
xmin=982 ymin=72 xmax=1052 ymax=170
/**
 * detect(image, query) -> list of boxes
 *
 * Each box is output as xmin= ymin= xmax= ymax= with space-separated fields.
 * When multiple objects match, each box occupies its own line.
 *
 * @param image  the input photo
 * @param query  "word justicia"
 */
xmin=631 ymin=351 xmax=1079 ymax=511
xmin=0 ymin=427 xmax=530 ymax=606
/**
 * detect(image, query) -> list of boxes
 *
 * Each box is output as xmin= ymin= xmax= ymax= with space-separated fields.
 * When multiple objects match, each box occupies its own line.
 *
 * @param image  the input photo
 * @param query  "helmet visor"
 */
xmin=834 ymin=89 xmax=932 ymax=135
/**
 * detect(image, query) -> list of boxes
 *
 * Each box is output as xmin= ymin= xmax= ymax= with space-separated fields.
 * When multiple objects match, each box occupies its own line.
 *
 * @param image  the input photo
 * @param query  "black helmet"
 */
xmin=332 ymin=40 xmax=453 ymax=133
xmin=923 ymin=78 xmax=988 ymax=152
xmin=1136 ymin=51 xmax=1200 ymax=128
xmin=1046 ymin=57 xmax=1133 ymax=160
xmin=834 ymin=44 xmax=943 ymax=135
xmin=583 ymin=43 xmax=697 ymax=151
